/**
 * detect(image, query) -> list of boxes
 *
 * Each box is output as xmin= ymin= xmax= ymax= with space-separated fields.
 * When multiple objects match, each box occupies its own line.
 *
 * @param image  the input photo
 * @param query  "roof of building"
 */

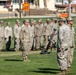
xmin=55 ymin=4 xmax=76 ymax=8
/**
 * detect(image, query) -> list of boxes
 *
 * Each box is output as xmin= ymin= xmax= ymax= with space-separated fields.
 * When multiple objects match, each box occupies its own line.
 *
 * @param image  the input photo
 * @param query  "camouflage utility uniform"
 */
xmin=20 ymin=22 xmax=30 ymax=61
xmin=57 ymin=19 xmax=70 ymax=74
xmin=14 ymin=22 xmax=21 ymax=51
xmin=67 ymin=18 xmax=75 ymax=68
xmin=34 ymin=20 xmax=43 ymax=50
xmin=43 ymin=19 xmax=52 ymax=49
xmin=0 ymin=21 xmax=4 ymax=51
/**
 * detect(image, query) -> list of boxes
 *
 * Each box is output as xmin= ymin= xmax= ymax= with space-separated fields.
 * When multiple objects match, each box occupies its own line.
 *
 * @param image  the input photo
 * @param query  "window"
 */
xmin=0 ymin=1 xmax=6 ymax=5
xmin=13 ymin=0 xmax=18 ymax=3
xmin=24 ymin=0 xmax=34 ymax=3
xmin=13 ymin=0 xmax=22 ymax=4
xmin=56 ymin=0 xmax=62 ymax=2
xmin=13 ymin=0 xmax=23 ymax=3
xmin=30 ymin=0 xmax=34 ymax=4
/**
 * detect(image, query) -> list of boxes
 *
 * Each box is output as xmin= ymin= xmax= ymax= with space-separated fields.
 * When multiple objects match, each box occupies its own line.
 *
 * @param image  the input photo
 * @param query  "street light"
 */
xmin=19 ymin=0 xmax=21 ymax=18
xmin=62 ymin=0 xmax=64 ymax=5
xmin=68 ymin=0 xmax=72 ymax=18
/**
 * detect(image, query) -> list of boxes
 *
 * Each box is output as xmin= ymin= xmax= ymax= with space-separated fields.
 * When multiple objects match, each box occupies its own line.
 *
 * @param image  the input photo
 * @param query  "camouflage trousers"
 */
xmin=33 ymin=37 xmax=36 ymax=49
xmin=44 ymin=35 xmax=50 ymax=49
xmin=14 ymin=38 xmax=20 ymax=51
xmin=0 ymin=37 xmax=4 ymax=50
xmin=35 ymin=36 xmax=41 ymax=49
xmin=53 ymin=35 xmax=57 ymax=42
xmin=67 ymin=47 xmax=74 ymax=67
xmin=41 ymin=36 xmax=44 ymax=47
xmin=33 ymin=36 xmax=37 ymax=49
xmin=30 ymin=37 xmax=34 ymax=49
xmin=22 ymin=41 xmax=30 ymax=59
xmin=57 ymin=48 xmax=68 ymax=70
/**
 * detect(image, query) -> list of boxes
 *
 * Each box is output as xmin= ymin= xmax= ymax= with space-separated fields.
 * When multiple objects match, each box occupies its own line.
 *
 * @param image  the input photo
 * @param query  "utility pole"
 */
xmin=44 ymin=0 xmax=47 ymax=8
xmin=68 ymin=0 xmax=71 ymax=18
xmin=19 ymin=0 xmax=21 ymax=18
xmin=62 ymin=0 xmax=64 ymax=5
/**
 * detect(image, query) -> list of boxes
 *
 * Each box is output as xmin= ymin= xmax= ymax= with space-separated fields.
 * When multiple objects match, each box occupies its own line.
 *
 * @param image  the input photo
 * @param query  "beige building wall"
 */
xmin=46 ymin=0 xmax=56 ymax=10
xmin=0 ymin=0 xmax=56 ymax=12
xmin=0 ymin=6 xmax=8 ymax=11
xmin=39 ymin=0 xmax=44 ymax=8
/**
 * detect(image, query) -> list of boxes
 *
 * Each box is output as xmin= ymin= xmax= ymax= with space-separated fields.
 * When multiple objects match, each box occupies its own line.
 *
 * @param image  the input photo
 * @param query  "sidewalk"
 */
xmin=0 ymin=12 xmax=76 ymax=19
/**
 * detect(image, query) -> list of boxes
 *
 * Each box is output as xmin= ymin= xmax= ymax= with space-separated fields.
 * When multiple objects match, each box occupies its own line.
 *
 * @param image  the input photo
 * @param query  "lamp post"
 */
xmin=62 ymin=0 xmax=64 ymax=5
xmin=68 ymin=0 xmax=72 ymax=18
xmin=19 ymin=0 xmax=21 ymax=18
xmin=44 ymin=0 xmax=47 ymax=8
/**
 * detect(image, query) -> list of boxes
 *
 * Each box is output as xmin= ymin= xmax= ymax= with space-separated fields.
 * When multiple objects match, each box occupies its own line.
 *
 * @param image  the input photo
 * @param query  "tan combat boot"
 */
xmin=23 ymin=58 xmax=27 ymax=62
xmin=23 ymin=56 xmax=30 ymax=62
xmin=67 ymin=67 xmax=71 ymax=72
xmin=57 ymin=70 xmax=67 ymax=75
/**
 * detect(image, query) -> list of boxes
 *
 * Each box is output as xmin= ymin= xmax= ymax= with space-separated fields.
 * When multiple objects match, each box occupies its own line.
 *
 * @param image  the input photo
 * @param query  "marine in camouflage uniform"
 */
xmin=33 ymin=20 xmax=37 ymax=50
xmin=29 ymin=20 xmax=35 ymax=50
xmin=0 ymin=21 xmax=4 ymax=51
xmin=20 ymin=20 xmax=30 ymax=62
xmin=14 ymin=20 xmax=21 ymax=51
xmin=34 ymin=19 xmax=43 ymax=50
xmin=67 ymin=17 xmax=75 ymax=69
xmin=43 ymin=19 xmax=52 ymax=49
xmin=57 ymin=18 xmax=70 ymax=75
xmin=50 ymin=18 xmax=58 ymax=49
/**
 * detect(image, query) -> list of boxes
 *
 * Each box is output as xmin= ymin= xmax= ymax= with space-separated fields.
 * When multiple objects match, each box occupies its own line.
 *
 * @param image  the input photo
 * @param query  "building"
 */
xmin=10 ymin=0 xmax=56 ymax=11
xmin=0 ymin=0 xmax=56 ymax=12
xmin=55 ymin=0 xmax=76 ymax=13
xmin=0 ymin=0 xmax=8 ymax=12
xmin=11 ymin=0 xmax=76 ymax=10
xmin=55 ymin=0 xmax=76 ymax=4
xmin=0 ymin=0 xmax=76 ymax=14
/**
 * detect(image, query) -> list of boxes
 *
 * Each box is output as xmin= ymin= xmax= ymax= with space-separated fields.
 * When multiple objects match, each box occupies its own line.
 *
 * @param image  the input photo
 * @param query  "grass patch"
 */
xmin=0 ymin=50 xmax=76 ymax=75
xmin=0 ymin=17 xmax=76 ymax=75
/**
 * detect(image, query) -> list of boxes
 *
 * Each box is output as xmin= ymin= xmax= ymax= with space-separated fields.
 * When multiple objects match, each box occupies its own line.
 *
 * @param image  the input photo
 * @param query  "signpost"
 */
xmin=22 ymin=2 xmax=30 ymax=16
xmin=19 ymin=0 xmax=21 ymax=18
xmin=22 ymin=2 xmax=30 ymax=11
xmin=58 ymin=13 xmax=68 ymax=18
xmin=68 ymin=0 xmax=71 ymax=18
